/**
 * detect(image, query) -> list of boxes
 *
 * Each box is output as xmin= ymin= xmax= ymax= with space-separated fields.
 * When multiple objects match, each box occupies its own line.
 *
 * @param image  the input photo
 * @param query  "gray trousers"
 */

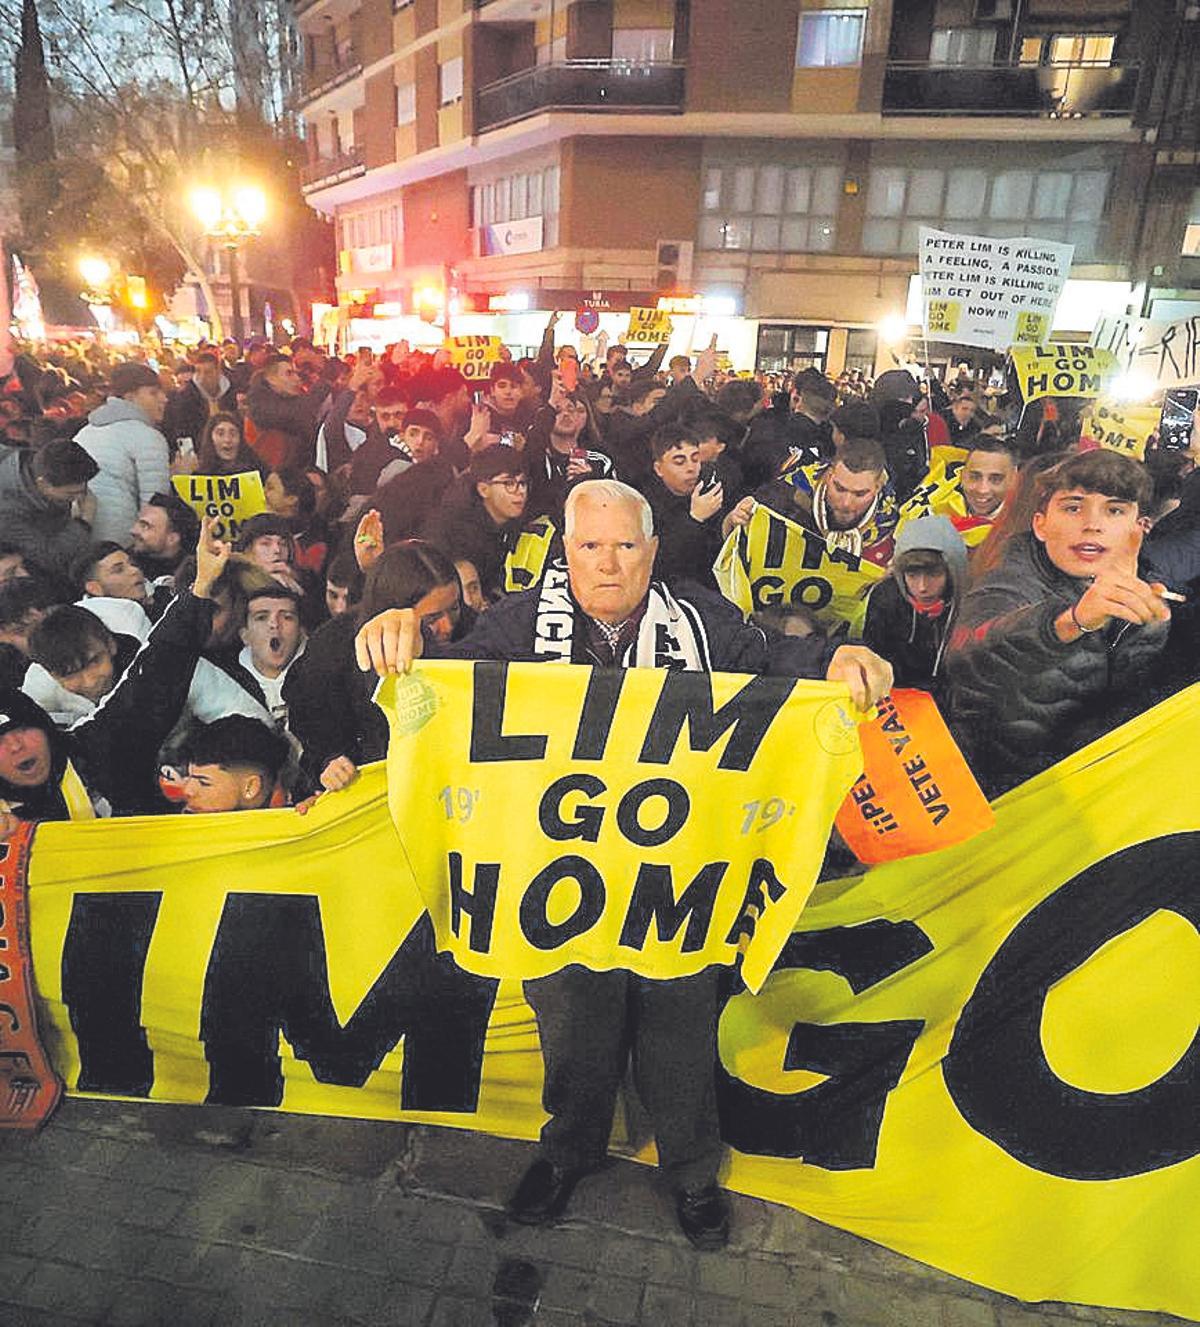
xmin=523 ymin=965 xmax=723 ymax=1192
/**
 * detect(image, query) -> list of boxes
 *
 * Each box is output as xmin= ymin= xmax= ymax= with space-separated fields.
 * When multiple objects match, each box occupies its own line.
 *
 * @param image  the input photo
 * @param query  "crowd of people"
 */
xmin=0 ymin=316 xmax=1197 ymax=1248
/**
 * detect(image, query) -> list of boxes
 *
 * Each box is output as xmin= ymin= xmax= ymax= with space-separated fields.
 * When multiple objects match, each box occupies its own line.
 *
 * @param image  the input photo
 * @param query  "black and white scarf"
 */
xmin=532 ymin=562 xmax=710 ymax=671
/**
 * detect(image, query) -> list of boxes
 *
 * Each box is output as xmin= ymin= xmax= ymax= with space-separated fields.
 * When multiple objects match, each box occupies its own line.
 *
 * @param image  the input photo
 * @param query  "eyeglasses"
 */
xmin=489 ymin=477 xmax=528 ymax=493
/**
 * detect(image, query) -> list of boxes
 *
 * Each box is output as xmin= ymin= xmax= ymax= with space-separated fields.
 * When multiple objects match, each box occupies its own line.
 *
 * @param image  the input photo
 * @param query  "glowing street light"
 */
xmin=191 ymin=183 xmax=268 ymax=343
xmin=79 ymin=255 xmax=113 ymax=291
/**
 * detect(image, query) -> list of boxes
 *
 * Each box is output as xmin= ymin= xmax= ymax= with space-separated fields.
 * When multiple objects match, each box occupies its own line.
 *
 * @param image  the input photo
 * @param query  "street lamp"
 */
xmin=190 ymin=184 xmax=267 ymax=344
xmin=79 ymin=255 xmax=115 ymax=332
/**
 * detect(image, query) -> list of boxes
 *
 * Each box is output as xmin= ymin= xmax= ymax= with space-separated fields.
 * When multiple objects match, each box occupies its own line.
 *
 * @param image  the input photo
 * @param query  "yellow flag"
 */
xmin=504 ymin=517 xmax=556 ymax=592
xmin=714 ymin=502 xmax=886 ymax=639
xmin=171 ymin=472 xmax=267 ymax=543
xmin=378 ymin=661 xmax=863 ymax=992
xmin=1084 ymin=399 xmax=1160 ymax=461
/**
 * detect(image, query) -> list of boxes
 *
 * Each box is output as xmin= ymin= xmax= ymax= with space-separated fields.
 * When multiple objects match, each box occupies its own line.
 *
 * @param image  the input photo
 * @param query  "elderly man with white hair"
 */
xmin=355 ymin=479 xmax=892 ymax=1249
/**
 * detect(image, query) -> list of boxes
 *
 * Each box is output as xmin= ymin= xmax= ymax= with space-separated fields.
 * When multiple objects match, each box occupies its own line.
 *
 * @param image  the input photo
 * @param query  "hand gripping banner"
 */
xmin=378 ymin=661 xmax=865 ymax=993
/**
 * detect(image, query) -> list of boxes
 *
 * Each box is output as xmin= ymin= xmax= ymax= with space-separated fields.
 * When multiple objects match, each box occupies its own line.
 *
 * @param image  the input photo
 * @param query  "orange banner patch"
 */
xmin=836 ymin=690 xmax=994 ymax=864
xmin=0 ymin=822 xmax=62 ymax=1129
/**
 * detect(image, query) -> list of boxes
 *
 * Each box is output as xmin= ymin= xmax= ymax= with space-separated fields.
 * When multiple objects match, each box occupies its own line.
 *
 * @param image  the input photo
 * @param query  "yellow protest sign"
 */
xmin=23 ymin=683 xmax=1200 ymax=1321
xmin=171 ymin=471 xmax=266 ymax=543
xmin=1013 ymin=310 xmax=1050 ymax=344
xmin=444 ymin=335 xmax=503 ymax=381
xmin=926 ymin=299 xmax=961 ymax=337
xmin=714 ymin=503 xmax=887 ymax=640
xmin=625 ymin=307 xmax=673 ymax=344
xmin=504 ymin=516 xmax=556 ymax=592
xmin=1084 ymin=400 xmax=1160 ymax=461
xmin=379 ymin=662 xmax=862 ymax=993
xmin=1010 ymin=343 xmax=1118 ymax=402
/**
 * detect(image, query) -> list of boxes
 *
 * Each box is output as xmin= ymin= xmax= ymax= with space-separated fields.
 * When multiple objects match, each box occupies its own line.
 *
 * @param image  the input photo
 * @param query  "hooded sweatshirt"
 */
xmin=862 ymin=514 xmax=967 ymax=696
xmin=75 ymin=397 xmax=171 ymax=544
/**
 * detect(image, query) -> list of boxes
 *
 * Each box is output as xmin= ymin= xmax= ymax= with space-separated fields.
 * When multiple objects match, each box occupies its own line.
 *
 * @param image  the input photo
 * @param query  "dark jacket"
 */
xmin=163 ymin=379 xmax=238 ymax=449
xmin=945 ymin=532 xmax=1169 ymax=795
xmin=0 ymin=445 xmax=93 ymax=582
xmin=420 ymin=481 xmax=523 ymax=600
xmin=430 ymin=575 xmax=836 ymax=678
xmin=742 ymin=409 xmax=832 ymax=490
xmin=642 ymin=475 xmax=725 ymax=592
xmin=599 ymin=376 xmax=705 ymax=488
xmin=0 ymin=589 xmax=215 ymax=819
xmin=244 ymin=381 xmax=319 ymax=471
xmin=349 ymin=426 xmax=411 ymax=496
xmin=372 ymin=457 xmax=457 ymax=544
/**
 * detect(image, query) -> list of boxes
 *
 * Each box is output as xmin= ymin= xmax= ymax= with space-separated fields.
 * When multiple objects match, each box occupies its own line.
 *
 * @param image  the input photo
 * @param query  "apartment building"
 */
xmin=294 ymin=0 xmax=1200 ymax=375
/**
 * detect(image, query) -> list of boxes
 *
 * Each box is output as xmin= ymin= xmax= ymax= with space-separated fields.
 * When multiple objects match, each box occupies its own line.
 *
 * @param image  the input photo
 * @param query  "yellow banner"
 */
xmin=1010 ymin=343 xmax=1118 ymax=402
xmin=896 ymin=447 xmax=995 ymax=549
xmin=379 ymin=662 xmax=862 ymax=993
xmin=24 ymin=684 xmax=1200 ymax=1321
xmin=444 ymin=335 xmax=503 ymax=381
xmin=171 ymin=472 xmax=267 ymax=543
xmin=503 ymin=516 xmax=556 ymax=592
xmin=625 ymin=307 xmax=673 ymax=344
xmin=714 ymin=503 xmax=886 ymax=640
xmin=1084 ymin=399 xmax=1160 ymax=461
xmin=21 ymin=679 xmax=1200 ymax=1321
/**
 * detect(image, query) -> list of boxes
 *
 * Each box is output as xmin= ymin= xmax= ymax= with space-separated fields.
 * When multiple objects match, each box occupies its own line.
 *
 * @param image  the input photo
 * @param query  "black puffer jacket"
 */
xmin=945 ymin=532 xmax=1168 ymax=795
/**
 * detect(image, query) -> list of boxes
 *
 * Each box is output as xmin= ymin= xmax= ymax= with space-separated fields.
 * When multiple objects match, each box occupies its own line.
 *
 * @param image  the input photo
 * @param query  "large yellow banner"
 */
xmin=379 ymin=662 xmax=863 ymax=993
xmin=714 ymin=503 xmax=886 ymax=639
xmin=23 ymin=681 xmax=1200 ymax=1321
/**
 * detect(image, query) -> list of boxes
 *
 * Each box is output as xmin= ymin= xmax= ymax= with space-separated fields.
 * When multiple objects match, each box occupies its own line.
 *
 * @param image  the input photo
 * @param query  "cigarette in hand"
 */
xmin=1156 ymin=589 xmax=1187 ymax=603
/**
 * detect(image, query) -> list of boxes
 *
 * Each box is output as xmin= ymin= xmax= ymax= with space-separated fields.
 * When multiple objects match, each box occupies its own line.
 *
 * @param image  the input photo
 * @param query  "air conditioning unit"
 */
xmin=655 ymin=239 xmax=694 ymax=291
xmin=974 ymin=0 xmax=1015 ymax=20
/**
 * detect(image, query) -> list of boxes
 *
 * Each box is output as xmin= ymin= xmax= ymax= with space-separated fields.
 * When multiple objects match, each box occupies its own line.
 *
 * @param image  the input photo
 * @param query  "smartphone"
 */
xmin=177 ymin=437 xmax=194 ymax=459
xmin=1159 ymin=389 xmax=1198 ymax=453
xmin=698 ymin=462 xmax=720 ymax=493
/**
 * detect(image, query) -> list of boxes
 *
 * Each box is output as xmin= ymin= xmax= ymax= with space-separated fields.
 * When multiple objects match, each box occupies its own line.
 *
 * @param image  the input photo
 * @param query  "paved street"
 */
xmin=0 ymin=1099 xmax=1185 ymax=1327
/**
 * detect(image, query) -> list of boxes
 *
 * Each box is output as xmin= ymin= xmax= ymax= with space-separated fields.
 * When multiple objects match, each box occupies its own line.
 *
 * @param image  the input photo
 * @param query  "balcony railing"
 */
xmin=476 ymin=60 xmax=686 ymax=132
xmin=301 ymin=147 xmax=366 ymax=192
xmin=297 ymin=58 xmax=363 ymax=107
xmin=882 ymin=61 xmax=1140 ymax=118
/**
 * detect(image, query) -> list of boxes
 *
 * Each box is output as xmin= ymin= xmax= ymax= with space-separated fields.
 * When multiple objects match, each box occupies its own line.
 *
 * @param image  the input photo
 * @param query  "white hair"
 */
xmin=563 ymin=479 xmax=654 ymax=540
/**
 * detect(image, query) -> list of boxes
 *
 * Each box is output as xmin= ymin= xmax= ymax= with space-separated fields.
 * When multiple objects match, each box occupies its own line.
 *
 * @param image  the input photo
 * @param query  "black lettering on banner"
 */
xmin=717 ymin=921 xmax=932 ymax=1167
xmin=61 ymin=893 xmax=162 ymax=1096
xmin=539 ymin=774 xmax=607 ymax=843
xmin=619 ymin=861 xmax=727 ymax=953
xmin=725 ymin=858 xmax=788 ymax=944
xmin=944 ymin=835 xmax=1200 ymax=1180
xmin=789 ymin=578 xmax=834 ymax=612
xmin=519 ymin=856 xmax=606 ymax=950
xmin=448 ymin=852 xmax=500 ymax=951
xmin=763 ymin=514 xmax=788 ymax=570
xmin=641 ymin=672 xmax=796 ymax=772
xmin=800 ymin=530 xmax=825 ymax=572
xmin=201 ymin=900 xmax=497 ymax=1111
xmin=469 ymin=661 xmax=548 ymax=763
xmin=750 ymin=574 xmax=784 ymax=607
xmin=615 ymin=779 xmax=690 ymax=848
xmin=572 ymin=670 xmax=625 ymax=760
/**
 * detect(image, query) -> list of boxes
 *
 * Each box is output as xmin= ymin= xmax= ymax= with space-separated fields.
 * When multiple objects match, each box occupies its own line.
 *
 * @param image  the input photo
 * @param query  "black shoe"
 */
xmin=506 ymin=1158 xmax=588 ymax=1226
xmin=676 ymin=1183 xmax=730 ymax=1251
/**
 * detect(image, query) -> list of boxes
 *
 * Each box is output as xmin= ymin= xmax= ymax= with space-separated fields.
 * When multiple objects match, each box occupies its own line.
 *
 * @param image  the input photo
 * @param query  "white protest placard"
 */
xmin=1093 ymin=313 xmax=1200 ymax=392
xmin=918 ymin=226 xmax=1073 ymax=350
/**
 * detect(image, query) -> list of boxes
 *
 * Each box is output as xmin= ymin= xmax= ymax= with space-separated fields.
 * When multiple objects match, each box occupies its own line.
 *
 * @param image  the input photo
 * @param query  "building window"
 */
xmin=700 ymin=161 xmax=840 ymax=253
xmin=862 ymin=163 xmax=1110 ymax=260
xmin=471 ymin=161 xmax=561 ymax=247
xmin=396 ymin=83 xmax=416 ymax=126
xmin=1021 ymin=33 xmax=1116 ymax=66
xmin=439 ymin=57 xmax=463 ymax=107
xmin=929 ymin=28 xmax=997 ymax=66
xmin=795 ymin=10 xmax=866 ymax=69
xmin=844 ymin=329 xmax=877 ymax=374
xmin=611 ymin=28 xmax=674 ymax=62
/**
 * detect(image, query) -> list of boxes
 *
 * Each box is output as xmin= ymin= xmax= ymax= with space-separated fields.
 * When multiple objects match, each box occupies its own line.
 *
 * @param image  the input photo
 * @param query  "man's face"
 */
xmin=36 ymin=476 xmax=89 ymax=509
xmin=249 ymin=534 xmax=292 ymax=578
xmin=0 ymin=552 xmax=29 ymax=584
xmin=551 ymin=398 xmax=588 ymax=445
xmin=902 ymin=561 xmax=949 ymax=607
xmin=455 ymin=559 xmax=486 ymax=614
xmin=130 ymin=505 xmax=176 ymax=558
xmin=1032 ymin=488 xmax=1146 ymax=578
xmin=491 ymin=377 xmax=522 ymax=413
xmin=951 ymin=397 xmax=977 ymax=426
xmin=824 ymin=461 xmax=882 ymax=529
xmin=54 ymin=641 xmax=115 ymax=703
xmin=88 ymin=549 xmax=147 ymax=602
xmin=0 ymin=726 xmax=52 ymax=788
xmin=611 ymin=363 xmax=633 ymax=392
xmin=654 ymin=444 xmax=702 ymax=498
xmin=0 ymin=608 xmax=45 ymax=653
xmin=266 ymin=363 xmax=303 ymax=397
xmin=325 ymin=580 xmax=353 ymax=617
xmin=221 ymin=344 xmax=240 ymax=365
xmin=402 ymin=424 xmax=439 ymax=463
xmin=241 ymin=596 xmax=303 ymax=676
xmin=182 ymin=763 xmax=266 ymax=814
xmin=375 ymin=400 xmax=406 ymax=433
xmin=195 ymin=360 xmax=221 ymax=394
xmin=130 ymin=384 xmax=167 ymax=426
xmin=477 ymin=472 xmax=528 ymax=525
xmin=961 ymin=449 xmax=1017 ymax=518
xmin=631 ymin=388 xmax=666 ymax=418
xmin=566 ymin=497 xmax=658 ymax=626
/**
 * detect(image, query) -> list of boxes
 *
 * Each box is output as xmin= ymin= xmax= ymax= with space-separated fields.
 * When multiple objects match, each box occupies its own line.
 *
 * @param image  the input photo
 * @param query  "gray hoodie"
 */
xmin=75 ymin=397 xmax=170 ymax=545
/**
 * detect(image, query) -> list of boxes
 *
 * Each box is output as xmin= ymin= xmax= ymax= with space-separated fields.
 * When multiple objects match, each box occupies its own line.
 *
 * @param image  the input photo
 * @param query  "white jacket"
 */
xmin=75 ymin=398 xmax=171 ymax=544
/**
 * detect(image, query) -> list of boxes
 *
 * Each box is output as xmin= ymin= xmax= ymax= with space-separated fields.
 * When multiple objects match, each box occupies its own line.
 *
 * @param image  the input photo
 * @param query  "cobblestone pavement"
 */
xmin=0 ymin=1100 xmax=1185 ymax=1327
